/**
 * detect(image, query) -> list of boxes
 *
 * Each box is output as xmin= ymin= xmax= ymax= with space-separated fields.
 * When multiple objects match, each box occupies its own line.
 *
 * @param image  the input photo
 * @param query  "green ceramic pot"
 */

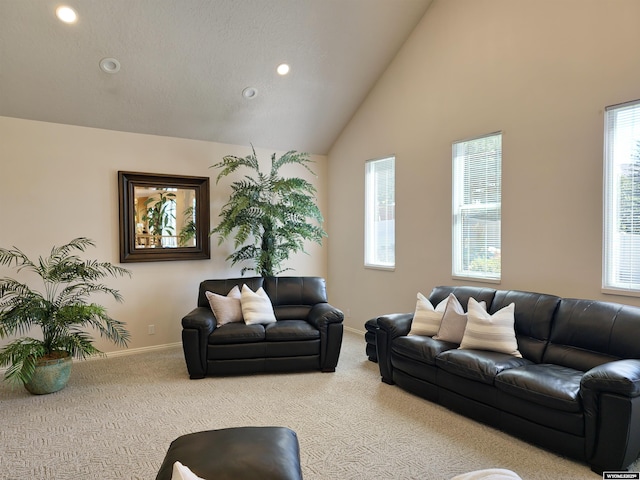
xmin=24 ymin=353 xmax=72 ymax=395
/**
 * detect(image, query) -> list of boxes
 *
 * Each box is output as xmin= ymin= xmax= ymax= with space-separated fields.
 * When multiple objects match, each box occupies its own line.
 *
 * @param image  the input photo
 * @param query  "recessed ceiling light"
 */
xmin=99 ymin=57 xmax=121 ymax=74
xmin=242 ymin=87 xmax=258 ymax=99
xmin=276 ymin=64 xmax=290 ymax=76
xmin=56 ymin=6 xmax=77 ymax=24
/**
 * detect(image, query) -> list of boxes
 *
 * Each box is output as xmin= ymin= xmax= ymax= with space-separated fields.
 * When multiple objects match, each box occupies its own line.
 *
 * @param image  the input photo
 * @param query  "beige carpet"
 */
xmin=0 ymin=331 xmax=630 ymax=479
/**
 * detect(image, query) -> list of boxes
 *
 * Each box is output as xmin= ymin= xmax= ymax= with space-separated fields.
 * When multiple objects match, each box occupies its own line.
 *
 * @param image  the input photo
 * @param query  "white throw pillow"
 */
xmin=460 ymin=298 xmax=522 ymax=357
xmin=451 ymin=468 xmax=523 ymax=480
xmin=433 ymin=295 xmax=486 ymax=344
xmin=171 ymin=461 xmax=205 ymax=480
xmin=205 ymin=285 xmax=243 ymax=327
xmin=408 ymin=293 xmax=447 ymax=336
xmin=241 ymin=284 xmax=277 ymax=325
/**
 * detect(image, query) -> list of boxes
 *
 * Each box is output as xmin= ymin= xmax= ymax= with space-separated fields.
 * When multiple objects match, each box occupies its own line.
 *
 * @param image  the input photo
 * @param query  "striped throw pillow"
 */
xmin=460 ymin=297 xmax=521 ymax=357
xmin=408 ymin=293 xmax=448 ymax=336
xmin=241 ymin=284 xmax=277 ymax=325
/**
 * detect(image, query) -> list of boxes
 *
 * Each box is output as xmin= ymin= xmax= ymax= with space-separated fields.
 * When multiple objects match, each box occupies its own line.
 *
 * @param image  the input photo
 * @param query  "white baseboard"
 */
xmin=97 ymin=342 xmax=183 ymax=360
xmin=344 ymin=325 xmax=365 ymax=335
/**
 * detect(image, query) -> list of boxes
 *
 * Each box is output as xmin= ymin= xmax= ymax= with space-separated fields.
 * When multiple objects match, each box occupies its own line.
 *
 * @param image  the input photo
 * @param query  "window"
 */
xmin=452 ymin=132 xmax=502 ymax=281
xmin=365 ymin=156 xmax=395 ymax=268
xmin=603 ymin=100 xmax=640 ymax=293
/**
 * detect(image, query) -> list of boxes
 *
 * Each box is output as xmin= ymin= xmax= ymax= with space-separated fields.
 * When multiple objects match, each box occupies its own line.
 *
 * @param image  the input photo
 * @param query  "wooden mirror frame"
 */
xmin=118 ymin=171 xmax=210 ymax=262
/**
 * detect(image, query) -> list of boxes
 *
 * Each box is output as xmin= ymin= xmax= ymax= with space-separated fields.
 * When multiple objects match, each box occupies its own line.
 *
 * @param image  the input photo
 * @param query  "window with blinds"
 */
xmin=452 ymin=132 xmax=502 ymax=281
xmin=365 ymin=156 xmax=395 ymax=269
xmin=603 ymin=100 xmax=640 ymax=294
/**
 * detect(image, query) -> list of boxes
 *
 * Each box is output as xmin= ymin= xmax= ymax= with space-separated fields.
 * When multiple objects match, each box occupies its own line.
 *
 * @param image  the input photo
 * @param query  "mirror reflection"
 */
xmin=134 ymin=187 xmax=198 ymax=249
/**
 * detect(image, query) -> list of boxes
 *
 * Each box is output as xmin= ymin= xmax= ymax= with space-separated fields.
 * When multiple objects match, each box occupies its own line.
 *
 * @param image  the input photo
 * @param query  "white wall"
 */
xmin=0 ymin=117 xmax=327 ymax=353
xmin=327 ymin=0 xmax=640 ymax=332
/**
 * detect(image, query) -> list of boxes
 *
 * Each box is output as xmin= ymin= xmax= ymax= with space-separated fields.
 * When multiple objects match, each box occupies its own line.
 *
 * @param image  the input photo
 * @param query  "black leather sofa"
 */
xmin=376 ymin=286 xmax=640 ymax=473
xmin=181 ymin=276 xmax=344 ymax=378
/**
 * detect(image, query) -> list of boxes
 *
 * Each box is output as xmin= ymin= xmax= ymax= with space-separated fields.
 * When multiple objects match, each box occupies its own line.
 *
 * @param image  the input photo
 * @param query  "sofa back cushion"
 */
xmin=544 ymin=298 xmax=640 ymax=371
xmin=490 ymin=290 xmax=560 ymax=363
xmin=263 ymin=277 xmax=328 ymax=320
xmin=428 ymin=286 xmax=497 ymax=313
xmin=198 ymin=277 xmax=264 ymax=308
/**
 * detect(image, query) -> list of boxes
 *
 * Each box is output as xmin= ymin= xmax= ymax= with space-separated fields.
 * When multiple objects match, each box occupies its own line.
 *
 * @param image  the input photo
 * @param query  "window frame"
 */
xmin=603 ymin=99 xmax=640 ymax=296
xmin=364 ymin=155 xmax=396 ymax=270
xmin=452 ymin=132 xmax=502 ymax=282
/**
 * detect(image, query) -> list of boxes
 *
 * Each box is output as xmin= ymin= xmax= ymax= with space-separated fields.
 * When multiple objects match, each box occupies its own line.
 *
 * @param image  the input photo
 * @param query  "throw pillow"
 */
xmin=205 ymin=285 xmax=243 ymax=327
xmin=460 ymin=298 xmax=522 ymax=357
xmin=171 ymin=461 xmax=205 ymax=480
xmin=241 ymin=284 xmax=277 ymax=325
xmin=408 ymin=293 xmax=447 ymax=336
xmin=433 ymin=295 xmax=486 ymax=344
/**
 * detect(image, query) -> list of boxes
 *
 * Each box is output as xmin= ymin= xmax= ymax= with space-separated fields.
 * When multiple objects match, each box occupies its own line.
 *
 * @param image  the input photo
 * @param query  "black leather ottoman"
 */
xmin=156 ymin=426 xmax=303 ymax=480
xmin=365 ymin=317 xmax=379 ymax=362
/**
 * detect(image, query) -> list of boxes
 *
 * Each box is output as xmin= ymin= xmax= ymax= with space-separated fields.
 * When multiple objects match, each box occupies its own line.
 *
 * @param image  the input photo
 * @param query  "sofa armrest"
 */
xmin=182 ymin=306 xmax=217 ymax=333
xmin=376 ymin=313 xmax=413 ymax=384
xmin=181 ymin=307 xmax=216 ymax=379
xmin=377 ymin=313 xmax=413 ymax=338
xmin=307 ymin=303 xmax=344 ymax=372
xmin=582 ymin=359 xmax=640 ymax=397
xmin=307 ymin=303 xmax=344 ymax=328
xmin=581 ymin=359 xmax=640 ymax=471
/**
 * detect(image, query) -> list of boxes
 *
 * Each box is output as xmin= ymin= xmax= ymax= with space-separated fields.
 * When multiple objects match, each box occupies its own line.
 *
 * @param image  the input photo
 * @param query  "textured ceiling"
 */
xmin=0 ymin=0 xmax=432 ymax=155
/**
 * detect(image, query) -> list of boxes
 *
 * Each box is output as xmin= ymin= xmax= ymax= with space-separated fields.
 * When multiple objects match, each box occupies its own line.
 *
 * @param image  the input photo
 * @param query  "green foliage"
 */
xmin=619 ymin=141 xmax=640 ymax=235
xmin=210 ymin=146 xmax=327 ymax=276
xmin=178 ymin=205 xmax=196 ymax=247
xmin=143 ymin=191 xmax=176 ymax=238
xmin=0 ymin=238 xmax=131 ymax=385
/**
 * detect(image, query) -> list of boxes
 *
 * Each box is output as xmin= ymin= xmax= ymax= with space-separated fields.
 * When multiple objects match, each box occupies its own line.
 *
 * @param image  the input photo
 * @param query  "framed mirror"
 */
xmin=118 ymin=171 xmax=210 ymax=262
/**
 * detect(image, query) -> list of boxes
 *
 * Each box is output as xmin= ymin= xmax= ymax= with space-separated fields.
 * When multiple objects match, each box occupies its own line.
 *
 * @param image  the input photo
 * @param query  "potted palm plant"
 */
xmin=211 ymin=146 xmax=327 ymax=276
xmin=0 ymin=237 xmax=131 ymax=394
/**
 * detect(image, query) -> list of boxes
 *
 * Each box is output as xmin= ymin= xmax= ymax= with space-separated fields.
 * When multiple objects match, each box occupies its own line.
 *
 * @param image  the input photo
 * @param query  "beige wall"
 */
xmin=327 ymin=0 xmax=640 ymax=332
xmin=0 ymin=116 xmax=327 ymax=353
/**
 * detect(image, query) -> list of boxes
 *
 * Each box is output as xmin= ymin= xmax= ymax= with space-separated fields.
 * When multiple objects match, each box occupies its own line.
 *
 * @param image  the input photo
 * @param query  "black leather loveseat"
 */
xmin=376 ymin=286 xmax=640 ymax=473
xmin=182 ymin=276 xmax=343 ymax=378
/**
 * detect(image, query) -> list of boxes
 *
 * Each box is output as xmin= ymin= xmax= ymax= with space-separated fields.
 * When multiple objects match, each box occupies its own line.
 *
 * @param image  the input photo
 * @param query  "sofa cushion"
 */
xmin=205 ymin=286 xmax=243 ymax=326
xmin=428 ymin=286 xmax=497 ymax=311
xmin=460 ymin=299 xmax=521 ymax=357
xmin=490 ymin=290 xmax=560 ymax=363
xmin=392 ymin=335 xmax=458 ymax=366
xmin=209 ymin=323 xmax=265 ymax=345
xmin=265 ymin=320 xmax=320 ymax=342
xmin=436 ymin=349 xmax=532 ymax=385
xmin=545 ymin=299 xmax=640 ymax=371
xmin=495 ymin=364 xmax=583 ymax=413
xmin=241 ymin=285 xmax=277 ymax=325
xmin=408 ymin=293 xmax=447 ymax=336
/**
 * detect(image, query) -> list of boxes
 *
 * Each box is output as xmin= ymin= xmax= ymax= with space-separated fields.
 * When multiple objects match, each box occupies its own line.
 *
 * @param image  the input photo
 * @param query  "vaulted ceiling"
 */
xmin=0 ymin=0 xmax=432 ymax=155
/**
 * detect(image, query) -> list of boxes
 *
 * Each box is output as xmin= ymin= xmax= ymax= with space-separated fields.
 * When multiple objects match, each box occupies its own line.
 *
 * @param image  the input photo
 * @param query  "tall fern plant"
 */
xmin=211 ymin=147 xmax=327 ymax=276
xmin=0 ymin=238 xmax=131 ymax=385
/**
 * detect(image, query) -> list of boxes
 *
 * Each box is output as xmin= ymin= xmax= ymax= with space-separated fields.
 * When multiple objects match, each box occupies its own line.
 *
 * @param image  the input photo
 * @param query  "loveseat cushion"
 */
xmin=495 ymin=364 xmax=583 ymax=413
xmin=392 ymin=335 xmax=458 ymax=366
xmin=436 ymin=349 xmax=532 ymax=385
xmin=265 ymin=320 xmax=320 ymax=342
xmin=209 ymin=323 xmax=266 ymax=345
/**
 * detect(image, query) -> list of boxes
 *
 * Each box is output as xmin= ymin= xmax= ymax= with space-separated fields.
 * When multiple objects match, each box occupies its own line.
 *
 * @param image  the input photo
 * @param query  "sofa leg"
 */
xmin=381 ymin=377 xmax=395 ymax=385
xmin=590 ymin=466 xmax=603 ymax=476
xmin=321 ymin=368 xmax=336 ymax=373
xmin=189 ymin=374 xmax=206 ymax=380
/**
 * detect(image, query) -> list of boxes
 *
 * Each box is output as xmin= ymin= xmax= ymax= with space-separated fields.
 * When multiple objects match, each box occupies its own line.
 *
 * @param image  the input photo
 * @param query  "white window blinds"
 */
xmin=603 ymin=100 xmax=640 ymax=293
xmin=365 ymin=156 xmax=395 ymax=268
xmin=452 ymin=132 xmax=502 ymax=281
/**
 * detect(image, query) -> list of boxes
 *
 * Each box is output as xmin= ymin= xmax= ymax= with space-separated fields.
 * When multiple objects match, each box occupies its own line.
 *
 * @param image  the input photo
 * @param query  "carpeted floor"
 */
xmin=0 ymin=331 xmax=632 ymax=479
